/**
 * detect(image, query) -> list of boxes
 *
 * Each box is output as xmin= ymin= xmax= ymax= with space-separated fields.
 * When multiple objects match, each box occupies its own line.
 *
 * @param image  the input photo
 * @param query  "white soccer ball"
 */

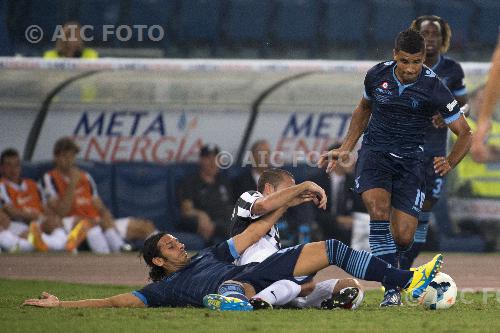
xmin=419 ymin=272 xmax=457 ymax=310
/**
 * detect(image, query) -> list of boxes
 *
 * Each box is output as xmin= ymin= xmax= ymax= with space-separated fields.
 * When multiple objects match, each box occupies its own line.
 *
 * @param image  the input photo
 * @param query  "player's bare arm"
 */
xmin=48 ymin=168 xmax=80 ymax=217
xmin=472 ymin=43 xmax=500 ymax=162
xmin=434 ymin=115 xmax=472 ymax=176
xmin=23 ymin=291 xmax=145 ymax=308
xmin=252 ymin=181 xmax=327 ymax=214
xmin=318 ymin=97 xmax=372 ymax=173
xmin=2 ymin=203 xmax=41 ymax=222
xmin=232 ymin=207 xmax=287 ymax=255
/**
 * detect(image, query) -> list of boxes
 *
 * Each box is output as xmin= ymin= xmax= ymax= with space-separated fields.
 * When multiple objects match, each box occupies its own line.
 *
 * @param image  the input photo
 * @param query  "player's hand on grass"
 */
xmin=23 ymin=292 xmax=60 ymax=308
xmin=431 ymin=114 xmax=446 ymax=128
xmin=433 ymin=156 xmax=452 ymax=176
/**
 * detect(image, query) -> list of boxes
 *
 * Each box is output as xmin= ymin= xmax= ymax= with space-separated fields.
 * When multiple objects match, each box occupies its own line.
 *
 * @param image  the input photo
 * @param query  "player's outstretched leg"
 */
xmin=293 ymin=239 xmax=442 ymax=299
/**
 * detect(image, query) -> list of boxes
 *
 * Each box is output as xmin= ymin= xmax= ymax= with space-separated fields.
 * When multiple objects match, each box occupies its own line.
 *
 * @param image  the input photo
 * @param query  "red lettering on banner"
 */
xmin=152 ymin=136 xmax=176 ymax=163
xmin=295 ymin=138 xmax=311 ymax=155
xmin=130 ymin=136 xmax=152 ymax=161
xmin=275 ymin=138 xmax=294 ymax=154
xmin=183 ymin=138 xmax=204 ymax=160
xmin=75 ymin=136 xmax=208 ymax=163
xmin=82 ymin=137 xmax=112 ymax=160
xmin=111 ymin=136 xmax=133 ymax=162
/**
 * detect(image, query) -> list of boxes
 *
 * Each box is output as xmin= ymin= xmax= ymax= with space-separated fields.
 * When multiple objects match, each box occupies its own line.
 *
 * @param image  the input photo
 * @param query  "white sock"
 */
xmin=0 ymin=230 xmax=34 ymax=252
xmin=252 ymin=280 xmax=301 ymax=306
xmin=104 ymin=228 xmax=125 ymax=252
xmin=291 ymin=279 xmax=338 ymax=308
xmin=41 ymin=228 xmax=67 ymax=251
xmin=86 ymin=226 xmax=110 ymax=254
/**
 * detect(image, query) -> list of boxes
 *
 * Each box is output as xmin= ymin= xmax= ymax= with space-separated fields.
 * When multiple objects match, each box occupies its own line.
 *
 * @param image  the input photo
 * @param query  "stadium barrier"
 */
xmin=0 ymin=57 xmax=497 ymax=248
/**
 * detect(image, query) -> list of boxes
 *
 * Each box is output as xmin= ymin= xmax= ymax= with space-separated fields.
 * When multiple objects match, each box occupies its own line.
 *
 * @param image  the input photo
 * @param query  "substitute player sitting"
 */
xmin=318 ymin=29 xmax=472 ymax=306
xmin=0 ymin=148 xmax=84 ymax=252
xmin=43 ymin=137 xmax=156 ymax=254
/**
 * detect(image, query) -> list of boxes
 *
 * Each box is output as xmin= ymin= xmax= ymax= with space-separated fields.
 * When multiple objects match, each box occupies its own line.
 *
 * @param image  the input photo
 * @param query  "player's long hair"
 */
xmin=142 ymin=232 xmax=168 ymax=282
xmin=410 ymin=15 xmax=452 ymax=53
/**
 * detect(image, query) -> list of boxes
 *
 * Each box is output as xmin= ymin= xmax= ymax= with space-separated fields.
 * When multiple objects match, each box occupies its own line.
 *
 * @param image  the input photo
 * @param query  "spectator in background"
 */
xmin=178 ymin=144 xmax=234 ymax=244
xmin=43 ymin=22 xmax=98 ymax=59
xmin=232 ymin=140 xmax=271 ymax=198
xmin=0 ymin=148 xmax=86 ymax=252
xmin=43 ymin=137 xmax=156 ymax=253
xmin=471 ymin=36 xmax=500 ymax=162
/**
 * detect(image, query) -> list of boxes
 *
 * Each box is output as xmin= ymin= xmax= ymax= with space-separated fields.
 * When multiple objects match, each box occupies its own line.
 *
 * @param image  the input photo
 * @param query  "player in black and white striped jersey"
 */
xmin=229 ymin=169 xmax=326 ymax=265
xmin=229 ymin=168 xmax=365 ymax=309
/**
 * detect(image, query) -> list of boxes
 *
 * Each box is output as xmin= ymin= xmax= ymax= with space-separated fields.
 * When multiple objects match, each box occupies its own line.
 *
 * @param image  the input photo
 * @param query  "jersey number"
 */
xmin=414 ymin=189 xmax=426 ymax=209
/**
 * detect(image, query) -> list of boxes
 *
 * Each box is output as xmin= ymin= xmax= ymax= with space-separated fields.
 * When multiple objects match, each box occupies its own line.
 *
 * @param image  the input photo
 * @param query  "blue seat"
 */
xmin=0 ymin=0 xmax=13 ymax=55
xmin=176 ymin=0 xmax=222 ymax=53
xmin=127 ymin=0 xmax=177 ymax=48
xmin=77 ymin=161 xmax=114 ymax=214
xmin=321 ymin=0 xmax=369 ymax=46
xmin=21 ymin=161 xmax=53 ymax=182
xmin=29 ymin=0 xmax=64 ymax=44
xmin=473 ymin=0 xmax=500 ymax=45
xmin=223 ymin=0 xmax=272 ymax=46
xmin=271 ymin=0 xmax=320 ymax=46
xmin=114 ymin=163 xmax=170 ymax=230
xmin=371 ymin=0 xmax=416 ymax=45
xmin=78 ymin=0 xmax=121 ymax=43
xmin=165 ymin=163 xmax=199 ymax=228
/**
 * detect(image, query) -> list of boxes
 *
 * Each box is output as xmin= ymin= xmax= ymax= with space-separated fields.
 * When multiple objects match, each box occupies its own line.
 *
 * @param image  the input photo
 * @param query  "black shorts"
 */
xmin=232 ymin=244 xmax=314 ymax=293
xmin=423 ymin=156 xmax=445 ymax=200
xmin=354 ymin=148 xmax=426 ymax=218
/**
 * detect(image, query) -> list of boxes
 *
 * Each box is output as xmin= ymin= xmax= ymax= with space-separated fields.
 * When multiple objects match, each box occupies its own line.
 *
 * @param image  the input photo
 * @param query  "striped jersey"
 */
xmin=229 ymin=190 xmax=281 ymax=265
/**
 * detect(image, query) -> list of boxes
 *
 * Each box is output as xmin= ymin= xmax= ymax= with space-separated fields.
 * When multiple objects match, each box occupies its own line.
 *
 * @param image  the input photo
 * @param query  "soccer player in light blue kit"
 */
xmin=319 ymin=29 xmax=472 ymax=306
xmin=399 ymin=16 xmax=469 ymax=271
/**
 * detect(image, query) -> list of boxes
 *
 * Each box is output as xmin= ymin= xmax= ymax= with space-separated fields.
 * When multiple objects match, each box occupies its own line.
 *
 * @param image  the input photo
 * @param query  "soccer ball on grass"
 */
xmin=419 ymin=272 xmax=457 ymax=310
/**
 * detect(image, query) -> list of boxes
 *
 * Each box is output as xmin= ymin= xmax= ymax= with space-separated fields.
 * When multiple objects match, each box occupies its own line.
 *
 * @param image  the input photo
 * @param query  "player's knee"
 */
xmin=367 ymin=205 xmax=390 ymax=220
xmin=363 ymin=198 xmax=390 ymax=219
xmin=334 ymin=278 xmax=363 ymax=293
xmin=393 ymin=232 xmax=413 ymax=248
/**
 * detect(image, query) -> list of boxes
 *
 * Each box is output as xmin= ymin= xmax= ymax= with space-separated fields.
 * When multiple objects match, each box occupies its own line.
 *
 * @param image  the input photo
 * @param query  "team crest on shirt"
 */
xmin=410 ymin=97 xmax=419 ymax=109
xmin=424 ymin=69 xmax=437 ymax=78
xmin=381 ymin=81 xmax=389 ymax=89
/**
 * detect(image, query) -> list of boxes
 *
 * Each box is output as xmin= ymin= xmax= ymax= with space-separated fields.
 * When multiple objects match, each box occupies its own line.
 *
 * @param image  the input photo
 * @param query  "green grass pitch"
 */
xmin=1 ymin=278 xmax=499 ymax=333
